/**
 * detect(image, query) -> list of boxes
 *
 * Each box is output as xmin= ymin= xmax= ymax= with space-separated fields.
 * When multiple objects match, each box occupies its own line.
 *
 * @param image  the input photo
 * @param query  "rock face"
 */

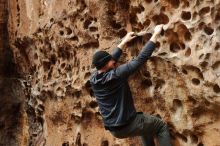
xmin=0 ymin=0 xmax=219 ymax=145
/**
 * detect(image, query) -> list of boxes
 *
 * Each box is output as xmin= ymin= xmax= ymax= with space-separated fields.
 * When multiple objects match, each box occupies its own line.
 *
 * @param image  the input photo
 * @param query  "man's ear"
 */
xmin=104 ymin=63 xmax=109 ymax=69
xmin=100 ymin=64 xmax=108 ymax=71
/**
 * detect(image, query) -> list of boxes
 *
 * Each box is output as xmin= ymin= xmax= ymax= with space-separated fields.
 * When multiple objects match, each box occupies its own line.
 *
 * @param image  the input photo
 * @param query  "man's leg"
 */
xmin=157 ymin=123 xmax=171 ymax=146
xmin=141 ymin=114 xmax=172 ymax=146
xmin=141 ymin=134 xmax=155 ymax=146
xmin=109 ymin=113 xmax=171 ymax=146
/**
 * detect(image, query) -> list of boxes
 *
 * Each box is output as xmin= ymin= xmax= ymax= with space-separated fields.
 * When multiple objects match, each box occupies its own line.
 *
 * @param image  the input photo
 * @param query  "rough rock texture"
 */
xmin=1 ymin=0 xmax=220 ymax=145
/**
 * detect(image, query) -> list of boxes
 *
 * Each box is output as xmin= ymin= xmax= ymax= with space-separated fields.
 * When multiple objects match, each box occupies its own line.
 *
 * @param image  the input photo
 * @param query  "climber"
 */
xmin=90 ymin=24 xmax=172 ymax=146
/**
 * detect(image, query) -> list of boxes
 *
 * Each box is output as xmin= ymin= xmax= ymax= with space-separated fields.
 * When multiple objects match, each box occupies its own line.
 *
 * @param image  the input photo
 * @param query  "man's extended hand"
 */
xmin=154 ymin=24 xmax=164 ymax=35
xmin=117 ymin=32 xmax=137 ymax=49
xmin=150 ymin=24 xmax=164 ymax=43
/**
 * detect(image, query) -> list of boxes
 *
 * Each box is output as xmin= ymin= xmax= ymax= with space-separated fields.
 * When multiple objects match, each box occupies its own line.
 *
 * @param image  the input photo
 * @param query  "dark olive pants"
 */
xmin=109 ymin=113 xmax=172 ymax=146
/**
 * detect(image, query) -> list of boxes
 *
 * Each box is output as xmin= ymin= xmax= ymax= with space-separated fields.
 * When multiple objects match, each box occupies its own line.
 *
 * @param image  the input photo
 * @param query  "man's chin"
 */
xmin=108 ymin=67 xmax=115 ymax=70
xmin=112 ymin=66 xmax=117 ymax=69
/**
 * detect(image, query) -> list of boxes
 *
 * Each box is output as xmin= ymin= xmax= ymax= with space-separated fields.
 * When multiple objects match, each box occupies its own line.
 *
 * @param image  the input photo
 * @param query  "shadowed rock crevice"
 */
xmin=0 ymin=0 xmax=28 ymax=145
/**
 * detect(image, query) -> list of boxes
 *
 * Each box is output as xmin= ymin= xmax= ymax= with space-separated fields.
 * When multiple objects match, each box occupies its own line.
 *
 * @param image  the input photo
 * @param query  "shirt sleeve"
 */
xmin=111 ymin=47 xmax=122 ymax=62
xmin=115 ymin=41 xmax=156 ymax=78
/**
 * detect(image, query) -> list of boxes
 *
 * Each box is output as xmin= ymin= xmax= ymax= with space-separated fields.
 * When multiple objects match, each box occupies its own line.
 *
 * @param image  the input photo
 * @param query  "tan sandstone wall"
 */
xmin=5 ymin=0 xmax=220 ymax=146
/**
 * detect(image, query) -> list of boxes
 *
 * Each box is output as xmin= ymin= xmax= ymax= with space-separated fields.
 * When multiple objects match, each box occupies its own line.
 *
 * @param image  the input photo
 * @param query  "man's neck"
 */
xmin=98 ymin=68 xmax=109 ymax=74
xmin=98 ymin=70 xmax=105 ymax=74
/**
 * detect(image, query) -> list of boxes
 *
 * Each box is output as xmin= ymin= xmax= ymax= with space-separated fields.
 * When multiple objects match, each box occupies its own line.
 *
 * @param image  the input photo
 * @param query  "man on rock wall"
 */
xmin=90 ymin=24 xmax=172 ymax=146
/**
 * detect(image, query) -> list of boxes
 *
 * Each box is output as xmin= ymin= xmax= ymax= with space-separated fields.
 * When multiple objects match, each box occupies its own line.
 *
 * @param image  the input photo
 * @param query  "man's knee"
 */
xmin=154 ymin=116 xmax=167 ymax=126
xmin=156 ymin=120 xmax=170 ymax=137
xmin=146 ymin=115 xmax=169 ymax=134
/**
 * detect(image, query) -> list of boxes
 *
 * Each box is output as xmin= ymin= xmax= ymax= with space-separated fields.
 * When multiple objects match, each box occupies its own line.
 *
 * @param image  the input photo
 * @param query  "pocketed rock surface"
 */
xmin=0 ymin=0 xmax=219 ymax=145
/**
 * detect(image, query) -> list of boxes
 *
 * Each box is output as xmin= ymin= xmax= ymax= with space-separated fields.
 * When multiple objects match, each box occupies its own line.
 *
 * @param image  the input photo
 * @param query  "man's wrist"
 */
xmin=117 ymin=41 xmax=126 ymax=49
xmin=150 ymin=33 xmax=159 ymax=43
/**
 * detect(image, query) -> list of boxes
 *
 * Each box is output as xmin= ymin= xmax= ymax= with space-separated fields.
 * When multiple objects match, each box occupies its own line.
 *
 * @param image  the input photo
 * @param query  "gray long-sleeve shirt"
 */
xmin=90 ymin=41 xmax=156 ymax=128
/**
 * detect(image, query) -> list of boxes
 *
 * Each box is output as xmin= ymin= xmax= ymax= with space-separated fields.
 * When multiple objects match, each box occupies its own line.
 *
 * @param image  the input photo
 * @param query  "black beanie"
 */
xmin=92 ymin=51 xmax=112 ymax=69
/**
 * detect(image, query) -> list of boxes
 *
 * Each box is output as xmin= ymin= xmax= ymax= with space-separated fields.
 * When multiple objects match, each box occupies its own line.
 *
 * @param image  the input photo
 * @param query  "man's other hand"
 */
xmin=123 ymin=32 xmax=137 ymax=43
xmin=117 ymin=32 xmax=137 ymax=49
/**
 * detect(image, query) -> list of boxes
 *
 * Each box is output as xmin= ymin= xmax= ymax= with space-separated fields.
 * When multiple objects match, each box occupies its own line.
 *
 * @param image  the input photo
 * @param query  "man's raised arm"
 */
xmin=115 ymin=25 xmax=164 ymax=78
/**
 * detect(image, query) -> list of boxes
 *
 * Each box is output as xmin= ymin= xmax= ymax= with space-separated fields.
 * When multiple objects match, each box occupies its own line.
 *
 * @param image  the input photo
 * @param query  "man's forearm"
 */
xmin=150 ymin=33 xmax=158 ymax=43
xmin=117 ymin=40 xmax=127 ymax=49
